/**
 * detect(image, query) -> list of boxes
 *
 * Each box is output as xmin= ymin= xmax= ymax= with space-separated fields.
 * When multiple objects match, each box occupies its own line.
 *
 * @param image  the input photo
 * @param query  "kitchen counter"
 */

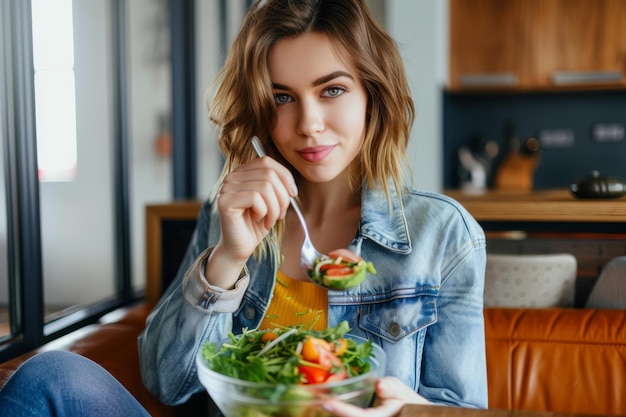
xmin=444 ymin=189 xmax=626 ymax=223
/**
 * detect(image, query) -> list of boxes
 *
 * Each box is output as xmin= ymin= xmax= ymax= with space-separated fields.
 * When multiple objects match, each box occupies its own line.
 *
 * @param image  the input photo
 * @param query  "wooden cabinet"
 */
xmin=530 ymin=0 xmax=626 ymax=87
xmin=449 ymin=0 xmax=626 ymax=91
xmin=449 ymin=0 xmax=530 ymax=89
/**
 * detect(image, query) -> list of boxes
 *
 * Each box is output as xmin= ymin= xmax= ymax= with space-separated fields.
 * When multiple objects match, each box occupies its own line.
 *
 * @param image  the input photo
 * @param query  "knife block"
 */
xmin=494 ymin=153 xmax=539 ymax=191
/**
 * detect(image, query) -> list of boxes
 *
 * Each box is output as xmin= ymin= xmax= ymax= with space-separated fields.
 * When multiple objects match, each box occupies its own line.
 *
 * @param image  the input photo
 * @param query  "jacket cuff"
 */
xmin=182 ymin=247 xmax=250 ymax=313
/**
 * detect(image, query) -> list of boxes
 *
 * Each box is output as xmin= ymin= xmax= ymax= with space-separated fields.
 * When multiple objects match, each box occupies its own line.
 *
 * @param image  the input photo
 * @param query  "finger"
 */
xmin=375 ymin=377 xmax=430 ymax=405
xmin=219 ymin=184 xmax=282 ymax=229
xmin=322 ymin=397 xmax=404 ymax=417
xmin=221 ymin=170 xmax=289 ymax=229
xmin=245 ymin=155 xmax=298 ymax=197
xmin=227 ymin=160 xmax=294 ymax=210
xmin=218 ymin=189 xmax=266 ymax=223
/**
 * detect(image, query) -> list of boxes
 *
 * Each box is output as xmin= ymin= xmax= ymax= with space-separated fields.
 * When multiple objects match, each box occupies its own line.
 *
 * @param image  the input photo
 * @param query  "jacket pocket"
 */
xmin=359 ymin=294 xmax=437 ymax=342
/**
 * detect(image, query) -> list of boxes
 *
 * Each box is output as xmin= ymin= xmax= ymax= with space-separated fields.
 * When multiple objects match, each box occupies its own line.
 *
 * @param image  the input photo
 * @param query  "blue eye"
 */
xmin=324 ymin=86 xmax=347 ymax=98
xmin=274 ymin=94 xmax=292 ymax=104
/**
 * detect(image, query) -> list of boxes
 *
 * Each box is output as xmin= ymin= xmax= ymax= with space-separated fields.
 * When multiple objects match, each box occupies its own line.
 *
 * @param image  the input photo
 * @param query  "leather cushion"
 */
xmin=485 ymin=307 xmax=626 ymax=415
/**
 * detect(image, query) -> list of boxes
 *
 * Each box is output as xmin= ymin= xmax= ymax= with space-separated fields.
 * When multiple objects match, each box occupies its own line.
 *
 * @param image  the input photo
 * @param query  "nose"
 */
xmin=296 ymin=98 xmax=324 ymax=137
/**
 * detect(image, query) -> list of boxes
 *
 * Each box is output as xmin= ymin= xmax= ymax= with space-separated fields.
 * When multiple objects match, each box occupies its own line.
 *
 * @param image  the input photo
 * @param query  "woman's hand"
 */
xmin=205 ymin=155 xmax=297 ymax=288
xmin=322 ymin=377 xmax=430 ymax=417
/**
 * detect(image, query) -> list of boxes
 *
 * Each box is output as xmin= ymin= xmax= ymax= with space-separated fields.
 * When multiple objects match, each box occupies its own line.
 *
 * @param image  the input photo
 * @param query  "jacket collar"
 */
xmin=360 ymin=181 xmax=412 ymax=254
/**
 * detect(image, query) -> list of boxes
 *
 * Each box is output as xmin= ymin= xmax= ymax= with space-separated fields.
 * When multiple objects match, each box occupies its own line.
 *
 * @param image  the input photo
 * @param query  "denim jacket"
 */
xmin=138 ymin=184 xmax=488 ymax=409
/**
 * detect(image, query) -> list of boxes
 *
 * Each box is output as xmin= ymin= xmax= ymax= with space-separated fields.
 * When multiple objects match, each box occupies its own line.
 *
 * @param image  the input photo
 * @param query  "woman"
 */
xmin=139 ymin=0 xmax=487 ymax=415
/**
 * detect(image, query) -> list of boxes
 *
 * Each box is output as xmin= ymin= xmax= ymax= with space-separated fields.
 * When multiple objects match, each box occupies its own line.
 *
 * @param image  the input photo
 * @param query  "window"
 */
xmin=0 ymin=0 xmax=135 ymax=361
xmin=31 ymin=0 xmax=78 ymax=182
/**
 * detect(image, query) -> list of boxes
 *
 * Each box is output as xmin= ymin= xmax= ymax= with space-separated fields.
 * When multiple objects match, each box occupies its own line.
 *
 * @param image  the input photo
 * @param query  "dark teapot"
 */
xmin=570 ymin=170 xmax=626 ymax=199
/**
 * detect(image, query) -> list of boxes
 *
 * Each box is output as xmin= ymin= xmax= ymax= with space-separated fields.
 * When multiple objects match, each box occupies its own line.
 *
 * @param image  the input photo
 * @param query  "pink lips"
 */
xmin=298 ymin=145 xmax=335 ymax=163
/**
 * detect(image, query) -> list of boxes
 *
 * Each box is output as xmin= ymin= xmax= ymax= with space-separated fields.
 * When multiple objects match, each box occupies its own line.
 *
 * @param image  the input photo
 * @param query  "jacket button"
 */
xmin=387 ymin=322 xmax=401 ymax=336
xmin=244 ymin=307 xmax=256 ymax=320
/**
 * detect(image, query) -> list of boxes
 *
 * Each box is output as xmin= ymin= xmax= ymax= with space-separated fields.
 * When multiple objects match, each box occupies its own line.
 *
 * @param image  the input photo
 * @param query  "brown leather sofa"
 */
xmin=484 ymin=307 xmax=626 ymax=416
xmin=2 ymin=305 xmax=625 ymax=416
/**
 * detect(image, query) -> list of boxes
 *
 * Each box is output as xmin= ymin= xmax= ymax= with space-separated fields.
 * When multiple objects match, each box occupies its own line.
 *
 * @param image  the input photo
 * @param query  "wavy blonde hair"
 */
xmin=207 ymin=0 xmax=414 ymax=254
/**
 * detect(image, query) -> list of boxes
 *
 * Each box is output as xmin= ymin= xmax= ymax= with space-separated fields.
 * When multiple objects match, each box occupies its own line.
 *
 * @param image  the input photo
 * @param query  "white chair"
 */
xmin=585 ymin=256 xmax=626 ymax=309
xmin=484 ymin=253 xmax=578 ymax=308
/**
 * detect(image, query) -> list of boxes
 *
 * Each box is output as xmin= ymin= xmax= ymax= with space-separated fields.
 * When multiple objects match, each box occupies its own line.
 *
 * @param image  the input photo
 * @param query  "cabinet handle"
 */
xmin=551 ymin=71 xmax=623 ymax=85
xmin=458 ymin=73 xmax=518 ymax=87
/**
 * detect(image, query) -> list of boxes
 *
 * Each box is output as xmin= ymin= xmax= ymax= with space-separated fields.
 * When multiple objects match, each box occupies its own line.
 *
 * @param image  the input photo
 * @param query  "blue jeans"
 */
xmin=0 ymin=351 xmax=150 ymax=417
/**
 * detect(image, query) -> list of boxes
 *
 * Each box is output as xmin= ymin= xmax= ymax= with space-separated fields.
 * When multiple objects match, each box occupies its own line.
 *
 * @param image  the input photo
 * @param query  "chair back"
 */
xmin=484 ymin=253 xmax=577 ymax=307
xmin=585 ymin=256 xmax=626 ymax=309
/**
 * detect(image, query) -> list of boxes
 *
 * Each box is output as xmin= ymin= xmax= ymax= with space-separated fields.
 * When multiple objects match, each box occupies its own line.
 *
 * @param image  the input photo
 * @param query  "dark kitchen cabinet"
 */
xmin=449 ymin=0 xmax=626 ymax=91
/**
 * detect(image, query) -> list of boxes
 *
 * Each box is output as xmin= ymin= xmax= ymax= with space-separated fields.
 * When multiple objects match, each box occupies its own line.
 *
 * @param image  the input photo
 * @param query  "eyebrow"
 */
xmin=272 ymin=71 xmax=355 ymax=90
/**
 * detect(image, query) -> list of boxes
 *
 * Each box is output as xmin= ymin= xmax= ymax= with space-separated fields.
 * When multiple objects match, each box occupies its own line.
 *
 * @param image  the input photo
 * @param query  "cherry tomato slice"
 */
xmin=328 ymin=248 xmax=362 ymax=263
xmin=301 ymin=337 xmax=332 ymax=362
xmin=325 ymin=367 xmax=348 ymax=382
xmin=324 ymin=267 xmax=354 ymax=276
xmin=317 ymin=348 xmax=342 ymax=369
xmin=319 ymin=263 xmax=348 ymax=272
xmin=298 ymin=365 xmax=329 ymax=384
xmin=261 ymin=330 xmax=278 ymax=342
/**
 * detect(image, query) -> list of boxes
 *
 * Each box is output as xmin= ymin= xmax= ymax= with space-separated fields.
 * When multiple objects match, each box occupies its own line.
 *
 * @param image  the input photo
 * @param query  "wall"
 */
xmin=388 ymin=0 xmax=447 ymax=192
xmin=443 ymin=90 xmax=626 ymax=190
xmin=195 ymin=0 xmax=238 ymax=200
xmin=127 ymin=0 xmax=173 ymax=290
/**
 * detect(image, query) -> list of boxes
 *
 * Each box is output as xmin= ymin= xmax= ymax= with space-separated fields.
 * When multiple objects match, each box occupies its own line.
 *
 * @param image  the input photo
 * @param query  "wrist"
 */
xmin=205 ymin=245 xmax=248 ymax=289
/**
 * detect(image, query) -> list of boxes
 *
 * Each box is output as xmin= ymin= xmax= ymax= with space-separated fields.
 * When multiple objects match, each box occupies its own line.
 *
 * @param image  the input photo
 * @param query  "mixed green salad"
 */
xmin=199 ymin=321 xmax=380 ymax=416
xmin=308 ymin=249 xmax=376 ymax=289
xmin=202 ymin=320 xmax=372 ymax=388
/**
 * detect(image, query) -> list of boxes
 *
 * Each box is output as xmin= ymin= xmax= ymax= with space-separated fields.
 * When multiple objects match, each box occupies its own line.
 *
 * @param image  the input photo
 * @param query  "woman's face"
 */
xmin=268 ymin=31 xmax=368 ymax=184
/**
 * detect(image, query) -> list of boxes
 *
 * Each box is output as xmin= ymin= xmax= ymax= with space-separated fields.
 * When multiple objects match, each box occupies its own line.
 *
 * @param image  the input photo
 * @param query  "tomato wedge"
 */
xmin=324 ymin=266 xmax=354 ymax=276
xmin=317 ymin=348 xmax=342 ymax=369
xmin=325 ymin=367 xmax=348 ymax=382
xmin=319 ymin=263 xmax=348 ymax=272
xmin=301 ymin=337 xmax=332 ymax=362
xmin=298 ymin=365 xmax=330 ymax=384
xmin=261 ymin=330 xmax=278 ymax=342
xmin=301 ymin=336 xmax=343 ymax=369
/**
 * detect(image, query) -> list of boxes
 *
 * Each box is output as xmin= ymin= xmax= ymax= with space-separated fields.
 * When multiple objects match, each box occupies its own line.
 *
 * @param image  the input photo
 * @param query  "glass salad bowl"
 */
xmin=195 ymin=324 xmax=386 ymax=417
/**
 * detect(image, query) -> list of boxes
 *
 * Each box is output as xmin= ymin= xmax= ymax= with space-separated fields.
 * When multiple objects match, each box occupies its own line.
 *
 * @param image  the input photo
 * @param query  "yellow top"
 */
xmin=259 ymin=270 xmax=328 ymax=331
